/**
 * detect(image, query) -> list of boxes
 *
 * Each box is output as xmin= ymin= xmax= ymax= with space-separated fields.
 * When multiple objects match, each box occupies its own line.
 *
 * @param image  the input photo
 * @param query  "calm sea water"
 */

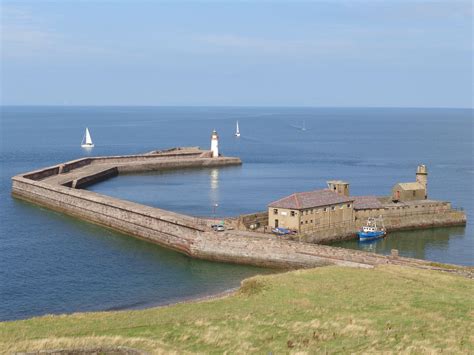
xmin=1 ymin=106 xmax=472 ymax=321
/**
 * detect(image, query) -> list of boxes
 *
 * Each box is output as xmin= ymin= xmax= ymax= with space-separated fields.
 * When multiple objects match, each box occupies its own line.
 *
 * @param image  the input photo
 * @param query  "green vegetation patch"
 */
xmin=1 ymin=265 xmax=473 ymax=354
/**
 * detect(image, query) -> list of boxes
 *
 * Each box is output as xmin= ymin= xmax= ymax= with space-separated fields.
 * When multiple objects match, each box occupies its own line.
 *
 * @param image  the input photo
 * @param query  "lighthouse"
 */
xmin=210 ymin=129 xmax=219 ymax=158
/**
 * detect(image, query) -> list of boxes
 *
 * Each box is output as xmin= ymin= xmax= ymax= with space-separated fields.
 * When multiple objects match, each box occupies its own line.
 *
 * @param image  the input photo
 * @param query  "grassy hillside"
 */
xmin=1 ymin=265 xmax=472 ymax=354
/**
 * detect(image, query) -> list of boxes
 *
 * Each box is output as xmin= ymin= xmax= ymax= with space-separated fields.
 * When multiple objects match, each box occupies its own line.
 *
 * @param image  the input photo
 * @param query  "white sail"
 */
xmin=81 ymin=127 xmax=94 ymax=148
xmin=85 ymin=128 xmax=93 ymax=144
xmin=235 ymin=121 xmax=240 ymax=137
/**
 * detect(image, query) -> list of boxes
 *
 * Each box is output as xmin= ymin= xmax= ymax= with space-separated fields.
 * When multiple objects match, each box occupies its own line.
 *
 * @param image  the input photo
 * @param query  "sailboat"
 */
xmin=81 ymin=127 xmax=94 ymax=148
xmin=235 ymin=121 xmax=241 ymax=137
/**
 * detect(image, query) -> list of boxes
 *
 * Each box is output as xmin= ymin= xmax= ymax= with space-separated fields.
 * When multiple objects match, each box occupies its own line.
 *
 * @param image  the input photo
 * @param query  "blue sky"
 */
xmin=1 ymin=1 xmax=472 ymax=107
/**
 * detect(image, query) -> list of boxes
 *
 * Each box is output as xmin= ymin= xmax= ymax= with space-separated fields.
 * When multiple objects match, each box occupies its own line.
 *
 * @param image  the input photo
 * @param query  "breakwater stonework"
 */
xmin=11 ymin=147 xmax=467 ymax=270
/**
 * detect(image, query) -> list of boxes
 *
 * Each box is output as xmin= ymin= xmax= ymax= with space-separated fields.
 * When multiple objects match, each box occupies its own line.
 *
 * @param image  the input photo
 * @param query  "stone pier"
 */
xmin=11 ymin=147 xmax=467 ymax=272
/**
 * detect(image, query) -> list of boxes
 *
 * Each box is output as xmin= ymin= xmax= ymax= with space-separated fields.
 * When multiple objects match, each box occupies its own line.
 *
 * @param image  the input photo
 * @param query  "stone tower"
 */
xmin=327 ymin=180 xmax=350 ymax=197
xmin=211 ymin=129 xmax=219 ymax=158
xmin=416 ymin=164 xmax=428 ymax=198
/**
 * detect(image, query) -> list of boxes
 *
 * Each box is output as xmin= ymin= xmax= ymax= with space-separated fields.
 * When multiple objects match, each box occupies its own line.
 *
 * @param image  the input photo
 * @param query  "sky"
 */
xmin=1 ymin=1 xmax=472 ymax=107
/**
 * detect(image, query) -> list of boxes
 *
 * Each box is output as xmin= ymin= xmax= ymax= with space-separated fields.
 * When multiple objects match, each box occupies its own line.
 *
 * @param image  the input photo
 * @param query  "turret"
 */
xmin=327 ymin=180 xmax=350 ymax=197
xmin=210 ymin=129 xmax=219 ymax=158
xmin=416 ymin=164 xmax=428 ymax=198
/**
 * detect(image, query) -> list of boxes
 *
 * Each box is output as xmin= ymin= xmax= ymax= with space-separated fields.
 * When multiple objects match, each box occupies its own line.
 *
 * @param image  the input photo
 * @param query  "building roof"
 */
xmin=394 ymin=182 xmax=425 ymax=191
xmin=353 ymin=196 xmax=384 ymax=210
xmin=327 ymin=180 xmax=349 ymax=185
xmin=268 ymin=189 xmax=354 ymax=210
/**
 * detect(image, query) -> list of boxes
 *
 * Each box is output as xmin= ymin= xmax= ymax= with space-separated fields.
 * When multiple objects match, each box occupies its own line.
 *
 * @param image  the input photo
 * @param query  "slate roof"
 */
xmin=395 ymin=182 xmax=425 ymax=190
xmin=353 ymin=196 xmax=384 ymax=210
xmin=268 ymin=189 xmax=354 ymax=209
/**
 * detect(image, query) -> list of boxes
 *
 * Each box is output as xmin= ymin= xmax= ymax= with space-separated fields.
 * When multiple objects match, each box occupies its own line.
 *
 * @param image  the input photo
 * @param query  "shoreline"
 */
xmin=0 ymin=287 xmax=241 ymax=324
xmin=1 ymin=278 xmax=264 ymax=323
xmin=3 ymin=262 xmax=473 ymax=324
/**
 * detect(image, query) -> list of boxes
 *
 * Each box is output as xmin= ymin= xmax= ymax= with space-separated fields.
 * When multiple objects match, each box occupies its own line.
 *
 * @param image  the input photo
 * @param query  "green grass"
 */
xmin=428 ymin=261 xmax=461 ymax=270
xmin=1 ymin=265 xmax=473 ymax=354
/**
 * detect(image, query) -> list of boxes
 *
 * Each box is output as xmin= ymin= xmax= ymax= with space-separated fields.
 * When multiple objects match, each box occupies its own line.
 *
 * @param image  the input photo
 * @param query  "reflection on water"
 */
xmin=334 ymin=226 xmax=471 ymax=265
xmin=209 ymin=168 xmax=219 ymax=210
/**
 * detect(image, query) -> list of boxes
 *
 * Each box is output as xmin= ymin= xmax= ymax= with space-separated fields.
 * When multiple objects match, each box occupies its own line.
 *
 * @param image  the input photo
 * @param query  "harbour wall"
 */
xmin=11 ymin=148 xmax=467 ymax=270
xmin=233 ymin=208 xmax=466 ymax=244
xmin=12 ymin=175 xmax=451 ymax=270
xmin=301 ymin=209 xmax=466 ymax=244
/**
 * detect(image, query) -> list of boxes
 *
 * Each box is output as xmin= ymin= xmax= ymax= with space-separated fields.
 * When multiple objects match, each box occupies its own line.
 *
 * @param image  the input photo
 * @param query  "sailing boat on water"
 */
xmin=235 ymin=121 xmax=241 ymax=137
xmin=81 ymin=127 xmax=94 ymax=148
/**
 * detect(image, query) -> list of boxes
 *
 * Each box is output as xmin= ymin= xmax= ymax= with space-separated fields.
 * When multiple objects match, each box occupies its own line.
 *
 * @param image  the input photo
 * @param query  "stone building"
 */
xmin=353 ymin=196 xmax=386 ymax=221
xmin=268 ymin=189 xmax=354 ymax=232
xmin=392 ymin=164 xmax=428 ymax=202
xmin=392 ymin=182 xmax=425 ymax=202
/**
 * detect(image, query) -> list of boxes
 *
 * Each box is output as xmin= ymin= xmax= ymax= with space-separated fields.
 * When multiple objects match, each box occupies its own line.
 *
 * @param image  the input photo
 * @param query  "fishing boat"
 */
xmin=358 ymin=217 xmax=386 ymax=241
xmin=81 ymin=127 xmax=94 ymax=148
xmin=235 ymin=121 xmax=241 ymax=137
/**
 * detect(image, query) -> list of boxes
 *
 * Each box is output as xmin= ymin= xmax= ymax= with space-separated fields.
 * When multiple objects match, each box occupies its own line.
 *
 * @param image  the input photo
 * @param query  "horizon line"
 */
xmin=1 ymin=104 xmax=472 ymax=110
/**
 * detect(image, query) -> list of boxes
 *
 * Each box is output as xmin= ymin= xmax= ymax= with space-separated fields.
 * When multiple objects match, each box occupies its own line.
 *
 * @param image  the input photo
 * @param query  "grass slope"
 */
xmin=1 ymin=265 xmax=473 ymax=354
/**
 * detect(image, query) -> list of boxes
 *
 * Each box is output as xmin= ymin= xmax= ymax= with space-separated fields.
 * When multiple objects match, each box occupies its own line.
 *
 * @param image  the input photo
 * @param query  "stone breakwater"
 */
xmin=10 ymin=147 xmax=467 ymax=271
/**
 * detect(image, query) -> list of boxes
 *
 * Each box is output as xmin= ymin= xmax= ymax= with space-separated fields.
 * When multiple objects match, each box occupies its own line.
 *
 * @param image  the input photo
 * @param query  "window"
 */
xmin=273 ymin=209 xmax=278 ymax=215
xmin=310 ymin=220 xmax=313 ymax=223
xmin=301 ymin=221 xmax=304 ymax=225
xmin=331 ymin=206 xmax=335 ymax=211
xmin=305 ymin=221 xmax=308 ymax=224
xmin=324 ymin=208 xmax=327 ymax=212
xmin=290 ymin=211 xmax=295 ymax=217
xmin=413 ymin=191 xmax=416 ymax=197
xmin=347 ymin=204 xmax=351 ymax=208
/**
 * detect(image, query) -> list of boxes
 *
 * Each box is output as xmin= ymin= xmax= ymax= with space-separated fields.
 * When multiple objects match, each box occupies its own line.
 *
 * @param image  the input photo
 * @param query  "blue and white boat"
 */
xmin=358 ymin=217 xmax=386 ymax=241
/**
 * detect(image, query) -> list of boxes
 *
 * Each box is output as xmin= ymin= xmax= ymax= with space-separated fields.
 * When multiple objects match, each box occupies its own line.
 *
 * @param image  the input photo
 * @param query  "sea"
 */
xmin=0 ymin=106 xmax=472 ymax=321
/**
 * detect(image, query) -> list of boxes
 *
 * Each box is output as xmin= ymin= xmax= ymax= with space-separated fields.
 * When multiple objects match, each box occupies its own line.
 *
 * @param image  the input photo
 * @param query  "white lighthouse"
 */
xmin=210 ymin=129 xmax=219 ymax=158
